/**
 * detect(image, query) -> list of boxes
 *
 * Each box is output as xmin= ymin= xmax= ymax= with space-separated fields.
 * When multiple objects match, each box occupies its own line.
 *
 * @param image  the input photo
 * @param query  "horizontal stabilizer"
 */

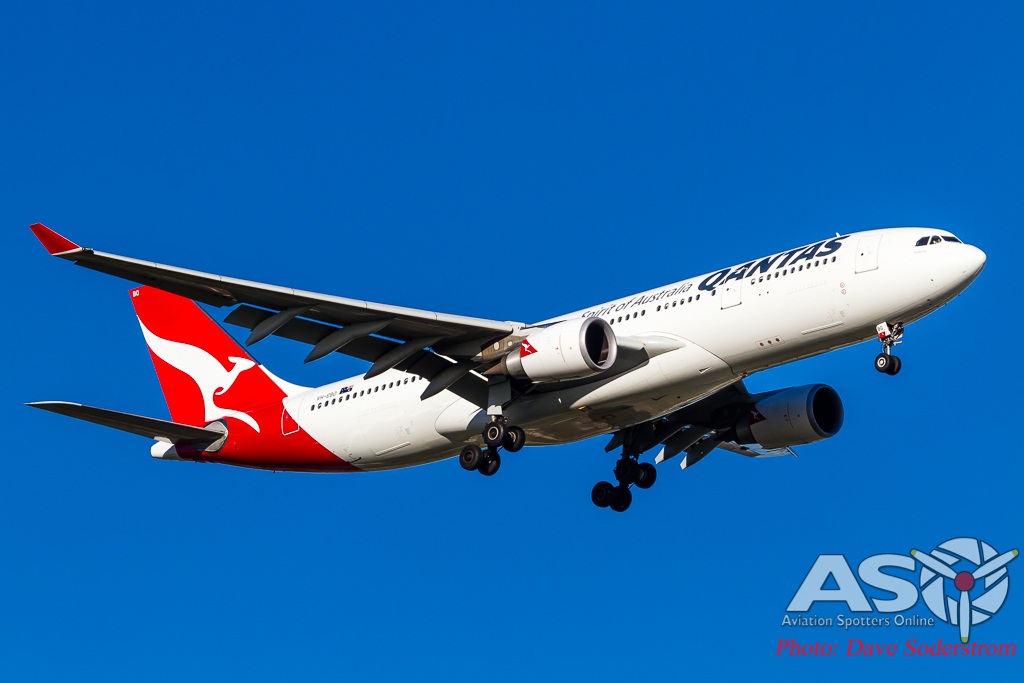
xmin=27 ymin=401 xmax=225 ymax=444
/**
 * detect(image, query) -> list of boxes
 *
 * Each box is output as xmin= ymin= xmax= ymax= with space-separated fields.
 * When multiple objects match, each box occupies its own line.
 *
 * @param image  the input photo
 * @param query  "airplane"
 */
xmin=27 ymin=224 xmax=985 ymax=512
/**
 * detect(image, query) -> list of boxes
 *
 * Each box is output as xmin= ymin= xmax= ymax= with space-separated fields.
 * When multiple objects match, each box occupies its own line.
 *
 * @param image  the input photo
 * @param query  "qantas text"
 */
xmin=582 ymin=236 xmax=848 ymax=318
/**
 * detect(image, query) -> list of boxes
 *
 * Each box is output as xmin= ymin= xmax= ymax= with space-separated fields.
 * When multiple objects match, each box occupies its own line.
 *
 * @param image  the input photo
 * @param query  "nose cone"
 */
xmin=962 ymin=244 xmax=987 ymax=279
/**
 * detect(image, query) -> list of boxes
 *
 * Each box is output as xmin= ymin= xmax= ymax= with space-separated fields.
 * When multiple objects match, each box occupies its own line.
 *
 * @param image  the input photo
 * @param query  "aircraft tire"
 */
xmin=460 ymin=445 xmax=484 ymax=471
xmin=478 ymin=451 xmax=501 ymax=476
xmin=592 ymin=481 xmax=616 ymax=508
xmin=886 ymin=356 xmax=902 ymax=375
xmin=483 ymin=422 xmax=506 ymax=448
xmin=874 ymin=353 xmax=891 ymax=373
xmin=635 ymin=462 xmax=657 ymax=489
xmin=503 ymin=426 xmax=526 ymax=453
xmin=609 ymin=486 xmax=632 ymax=513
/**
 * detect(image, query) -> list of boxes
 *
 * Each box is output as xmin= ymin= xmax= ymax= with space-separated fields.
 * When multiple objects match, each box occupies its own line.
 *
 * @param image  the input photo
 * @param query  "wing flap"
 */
xmin=27 ymin=401 xmax=225 ymax=444
xmin=716 ymin=441 xmax=796 ymax=458
xmin=224 ymin=305 xmax=489 ymax=406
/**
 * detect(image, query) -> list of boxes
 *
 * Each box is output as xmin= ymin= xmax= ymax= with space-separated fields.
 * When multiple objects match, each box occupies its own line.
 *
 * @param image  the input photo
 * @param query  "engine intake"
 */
xmin=501 ymin=317 xmax=617 ymax=382
xmin=735 ymin=384 xmax=844 ymax=449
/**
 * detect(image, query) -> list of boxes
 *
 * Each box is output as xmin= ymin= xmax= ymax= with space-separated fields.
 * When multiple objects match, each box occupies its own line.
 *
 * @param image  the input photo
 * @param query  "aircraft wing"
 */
xmin=611 ymin=380 xmax=796 ymax=467
xmin=29 ymin=224 xmax=665 ymax=406
xmin=29 ymin=224 xmax=516 ymax=362
xmin=27 ymin=401 xmax=225 ymax=444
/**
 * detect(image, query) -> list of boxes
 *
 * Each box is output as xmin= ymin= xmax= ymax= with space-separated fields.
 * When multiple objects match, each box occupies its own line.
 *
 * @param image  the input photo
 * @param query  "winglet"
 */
xmin=29 ymin=223 xmax=82 ymax=255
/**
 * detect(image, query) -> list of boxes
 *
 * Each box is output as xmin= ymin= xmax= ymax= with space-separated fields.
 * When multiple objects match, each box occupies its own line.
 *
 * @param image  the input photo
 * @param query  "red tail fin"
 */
xmin=130 ymin=286 xmax=305 ymax=432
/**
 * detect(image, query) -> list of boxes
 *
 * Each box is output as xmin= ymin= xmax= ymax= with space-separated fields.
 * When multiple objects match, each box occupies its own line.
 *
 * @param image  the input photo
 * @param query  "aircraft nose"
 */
xmin=961 ymin=244 xmax=987 ymax=279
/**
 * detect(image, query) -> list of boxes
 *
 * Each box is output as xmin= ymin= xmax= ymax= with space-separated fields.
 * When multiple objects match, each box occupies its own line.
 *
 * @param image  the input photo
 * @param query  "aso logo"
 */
xmin=787 ymin=537 xmax=1017 ymax=643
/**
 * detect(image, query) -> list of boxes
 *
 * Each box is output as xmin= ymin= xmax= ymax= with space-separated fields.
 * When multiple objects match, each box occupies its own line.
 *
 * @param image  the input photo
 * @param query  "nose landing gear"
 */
xmin=874 ymin=321 xmax=904 ymax=375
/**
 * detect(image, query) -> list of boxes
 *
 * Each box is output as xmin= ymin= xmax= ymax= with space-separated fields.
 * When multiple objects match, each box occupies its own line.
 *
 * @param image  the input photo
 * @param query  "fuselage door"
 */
xmin=720 ymin=279 xmax=742 ymax=309
xmin=855 ymin=234 xmax=883 ymax=273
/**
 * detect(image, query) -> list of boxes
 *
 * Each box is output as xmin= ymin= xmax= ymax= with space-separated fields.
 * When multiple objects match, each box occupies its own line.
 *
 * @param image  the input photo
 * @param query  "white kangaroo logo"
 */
xmin=138 ymin=320 xmax=261 ymax=432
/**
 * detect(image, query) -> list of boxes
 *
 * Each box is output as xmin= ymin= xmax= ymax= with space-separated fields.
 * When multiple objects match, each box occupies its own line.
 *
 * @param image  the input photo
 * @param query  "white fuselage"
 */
xmin=290 ymin=228 xmax=985 ymax=471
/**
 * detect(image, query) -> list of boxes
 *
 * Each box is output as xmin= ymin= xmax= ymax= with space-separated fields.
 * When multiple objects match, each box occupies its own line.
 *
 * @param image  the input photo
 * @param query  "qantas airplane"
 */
xmin=28 ymin=224 xmax=985 ymax=511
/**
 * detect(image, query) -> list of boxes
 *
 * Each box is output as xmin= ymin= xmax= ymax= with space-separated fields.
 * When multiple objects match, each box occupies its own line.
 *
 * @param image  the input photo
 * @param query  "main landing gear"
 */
xmin=591 ymin=455 xmax=657 ymax=512
xmin=874 ymin=321 xmax=904 ymax=376
xmin=459 ymin=418 xmax=526 ymax=477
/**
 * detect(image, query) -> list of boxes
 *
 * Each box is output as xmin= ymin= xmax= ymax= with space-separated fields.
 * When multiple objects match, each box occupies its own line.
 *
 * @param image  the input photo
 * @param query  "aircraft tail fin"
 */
xmin=129 ymin=286 xmax=307 ymax=432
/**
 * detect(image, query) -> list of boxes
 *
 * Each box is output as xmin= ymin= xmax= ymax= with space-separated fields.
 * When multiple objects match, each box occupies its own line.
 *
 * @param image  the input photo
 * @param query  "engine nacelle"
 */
xmin=734 ymin=384 xmax=844 ymax=449
xmin=500 ymin=318 xmax=617 ymax=382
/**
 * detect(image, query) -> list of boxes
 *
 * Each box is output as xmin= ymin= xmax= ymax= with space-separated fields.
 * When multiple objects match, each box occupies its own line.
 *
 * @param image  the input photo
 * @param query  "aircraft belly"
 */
xmin=508 ymin=341 xmax=737 ymax=446
xmin=353 ymin=394 xmax=462 ymax=471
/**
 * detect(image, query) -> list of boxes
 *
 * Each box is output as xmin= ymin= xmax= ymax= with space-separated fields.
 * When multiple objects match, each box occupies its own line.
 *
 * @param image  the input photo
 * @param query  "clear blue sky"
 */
xmin=2 ymin=2 xmax=1021 ymax=680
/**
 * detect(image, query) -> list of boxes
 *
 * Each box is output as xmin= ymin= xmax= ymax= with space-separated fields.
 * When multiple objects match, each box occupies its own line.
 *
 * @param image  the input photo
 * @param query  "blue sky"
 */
xmin=2 ymin=2 xmax=1021 ymax=680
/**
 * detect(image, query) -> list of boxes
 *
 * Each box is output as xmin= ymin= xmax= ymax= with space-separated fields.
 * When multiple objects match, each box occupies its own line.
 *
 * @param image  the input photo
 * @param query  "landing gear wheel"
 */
xmin=886 ymin=355 xmax=902 ymax=375
xmin=874 ymin=353 xmax=892 ymax=374
xmin=614 ymin=458 xmax=640 ymax=485
xmin=483 ymin=422 xmax=507 ymax=448
xmin=609 ymin=486 xmax=632 ymax=513
xmin=459 ymin=444 xmax=484 ymax=471
xmin=502 ymin=426 xmax=526 ymax=453
xmin=591 ymin=481 xmax=616 ymax=508
xmin=478 ymin=450 xmax=501 ymax=476
xmin=635 ymin=462 xmax=657 ymax=489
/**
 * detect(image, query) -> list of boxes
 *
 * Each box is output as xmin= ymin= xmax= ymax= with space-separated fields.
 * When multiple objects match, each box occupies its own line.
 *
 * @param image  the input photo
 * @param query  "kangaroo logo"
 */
xmin=138 ymin=320 xmax=261 ymax=432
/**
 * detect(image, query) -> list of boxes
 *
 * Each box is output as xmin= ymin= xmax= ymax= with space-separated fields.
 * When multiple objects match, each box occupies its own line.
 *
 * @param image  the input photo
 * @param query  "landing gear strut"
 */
xmin=459 ymin=418 xmax=526 ymax=477
xmin=592 ymin=454 xmax=657 ymax=512
xmin=874 ymin=321 xmax=904 ymax=375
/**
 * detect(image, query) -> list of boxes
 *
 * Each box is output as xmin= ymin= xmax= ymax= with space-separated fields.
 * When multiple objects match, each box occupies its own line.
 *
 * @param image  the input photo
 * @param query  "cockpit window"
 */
xmin=918 ymin=234 xmax=964 ymax=247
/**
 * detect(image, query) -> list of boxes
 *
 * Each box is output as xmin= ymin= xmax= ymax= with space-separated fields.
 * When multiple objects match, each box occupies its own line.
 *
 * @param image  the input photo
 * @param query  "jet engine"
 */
xmin=734 ymin=384 xmax=844 ymax=449
xmin=499 ymin=317 xmax=617 ymax=382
